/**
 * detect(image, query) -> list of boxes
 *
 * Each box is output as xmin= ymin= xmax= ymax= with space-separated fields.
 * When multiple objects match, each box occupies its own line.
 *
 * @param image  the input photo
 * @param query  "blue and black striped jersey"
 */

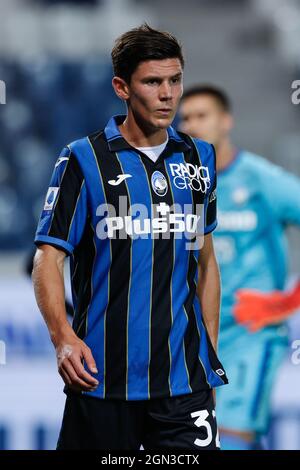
xmin=35 ymin=115 xmax=228 ymax=400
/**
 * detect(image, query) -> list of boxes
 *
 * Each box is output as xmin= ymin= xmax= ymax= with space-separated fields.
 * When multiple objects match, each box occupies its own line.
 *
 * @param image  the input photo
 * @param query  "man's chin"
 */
xmin=152 ymin=117 xmax=173 ymax=130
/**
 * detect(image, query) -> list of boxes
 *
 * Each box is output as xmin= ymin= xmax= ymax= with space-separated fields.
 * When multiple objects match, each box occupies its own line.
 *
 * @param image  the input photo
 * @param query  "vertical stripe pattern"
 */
xmin=34 ymin=119 xmax=228 ymax=400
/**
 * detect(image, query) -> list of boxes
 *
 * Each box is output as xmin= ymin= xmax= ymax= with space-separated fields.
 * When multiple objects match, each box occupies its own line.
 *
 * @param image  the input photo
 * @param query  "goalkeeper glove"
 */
xmin=233 ymin=281 xmax=300 ymax=332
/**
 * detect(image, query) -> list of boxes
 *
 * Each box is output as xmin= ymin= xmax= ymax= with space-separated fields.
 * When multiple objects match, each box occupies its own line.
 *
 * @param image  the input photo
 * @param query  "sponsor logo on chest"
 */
xmin=169 ymin=163 xmax=211 ymax=193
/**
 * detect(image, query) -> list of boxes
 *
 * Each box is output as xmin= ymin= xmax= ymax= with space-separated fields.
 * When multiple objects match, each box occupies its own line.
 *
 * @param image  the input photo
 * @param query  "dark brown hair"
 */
xmin=182 ymin=85 xmax=232 ymax=112
xmin=111 ymin=23 xmax=184 ymax=83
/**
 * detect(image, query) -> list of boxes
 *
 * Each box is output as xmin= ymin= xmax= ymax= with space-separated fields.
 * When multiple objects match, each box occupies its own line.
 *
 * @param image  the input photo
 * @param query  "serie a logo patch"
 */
xmin=44 ymin=187 xmax=59 ymax=211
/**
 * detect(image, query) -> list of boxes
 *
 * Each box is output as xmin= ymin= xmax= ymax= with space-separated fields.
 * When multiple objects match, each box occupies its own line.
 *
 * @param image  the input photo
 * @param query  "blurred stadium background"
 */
xmin=0 ymin=0 xmax=299 ymax=450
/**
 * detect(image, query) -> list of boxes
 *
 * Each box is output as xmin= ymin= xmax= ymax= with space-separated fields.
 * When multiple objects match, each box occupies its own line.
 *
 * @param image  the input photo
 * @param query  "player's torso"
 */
xmin=78 ymin=138 xmax=210 ymax=243
xmin=67 ymin=132 xmax=227 ymax=399
xmin=69 ymin=132 xmax=212 ymax=336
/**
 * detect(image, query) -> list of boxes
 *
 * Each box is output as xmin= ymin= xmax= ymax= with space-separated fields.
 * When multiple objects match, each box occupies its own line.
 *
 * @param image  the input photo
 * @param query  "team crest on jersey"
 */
xmin=151 ymin=171 xmax=168 ymax=196
xmin=44 ymin=187 xmax=59 ymax=211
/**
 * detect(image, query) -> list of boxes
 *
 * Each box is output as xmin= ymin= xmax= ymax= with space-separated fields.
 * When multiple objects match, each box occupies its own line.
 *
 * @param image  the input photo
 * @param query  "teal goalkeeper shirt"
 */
xmin=214 ymin=150 xmax=300 ymax=336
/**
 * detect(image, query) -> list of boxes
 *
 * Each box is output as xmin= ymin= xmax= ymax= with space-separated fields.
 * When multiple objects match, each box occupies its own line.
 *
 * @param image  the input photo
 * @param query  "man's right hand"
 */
xmin=32 ymin=245 xmax=99 ymax=393
xmin=54 ymin=332 xmax=99 ymax=392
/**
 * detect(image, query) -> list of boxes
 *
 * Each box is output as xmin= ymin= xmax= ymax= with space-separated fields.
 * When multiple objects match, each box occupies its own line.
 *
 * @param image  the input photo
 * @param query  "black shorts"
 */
xmin=57 ymin=389 xmax=220 ymax=450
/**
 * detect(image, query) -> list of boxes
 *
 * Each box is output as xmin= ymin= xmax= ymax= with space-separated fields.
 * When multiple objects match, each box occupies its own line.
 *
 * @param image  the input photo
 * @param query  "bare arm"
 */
xmin=32 ymin=244 xmax=99 ymax=392
xmin=197 ymin=233 xmax=221 ymax=352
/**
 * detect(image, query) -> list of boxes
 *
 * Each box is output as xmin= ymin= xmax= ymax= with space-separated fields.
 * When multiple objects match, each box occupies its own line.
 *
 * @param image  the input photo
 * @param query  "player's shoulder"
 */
xmin=176 ymin=130 xmax=212 ymax=152
xmin=63 ymin=129 xmax=105 ymax=160
xmin=188 ymin=135 xmax=213 ymax=155
xmin=178 ymin=131 xmax=215 ymax=166
xmin=54 ymin=133 xmax=99 ymax=173
xmin=194 ymin=139 xmax=215 ymax=165
xmin=193 ymin=139 xmax=216 ymax=176
xmin=239 ymin=150 xmax=281 ymax=177
xmin=68 ymin=132 xmax=98 ymax=155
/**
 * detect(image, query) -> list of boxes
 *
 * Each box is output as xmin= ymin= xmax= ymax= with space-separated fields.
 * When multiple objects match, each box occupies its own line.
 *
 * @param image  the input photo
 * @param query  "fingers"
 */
xmin=59 ymin=367 xmax=72 ymax=386
xmin=59 ymin=359 xmax=98 ymax=392
xmin=68 ymin=353 xmax=99 ymax=387
xmin=82 ymin=346 xmax=98 ymax=374
xmin=56 ymin=340 xmax=99 ymax=392
xmin=58 ymin=364 xmax=85 ymax=391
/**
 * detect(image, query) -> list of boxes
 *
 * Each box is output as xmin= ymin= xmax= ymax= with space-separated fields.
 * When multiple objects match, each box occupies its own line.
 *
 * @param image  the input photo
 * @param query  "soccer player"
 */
xmin=179 ymin=85 xmax=300 ymax=450
xmin=32 ymin=25 xmax=228 ymax=450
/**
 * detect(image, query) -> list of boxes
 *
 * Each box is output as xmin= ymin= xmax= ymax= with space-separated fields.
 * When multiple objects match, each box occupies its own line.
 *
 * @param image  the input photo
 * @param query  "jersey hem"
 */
xmin=66 ymin=381 xmax=226 ymax=401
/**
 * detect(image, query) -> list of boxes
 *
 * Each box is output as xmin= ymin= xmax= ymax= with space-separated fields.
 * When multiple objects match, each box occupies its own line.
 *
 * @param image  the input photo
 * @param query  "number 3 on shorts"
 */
xmin=191 ymin=409 xmax=220 ymax=448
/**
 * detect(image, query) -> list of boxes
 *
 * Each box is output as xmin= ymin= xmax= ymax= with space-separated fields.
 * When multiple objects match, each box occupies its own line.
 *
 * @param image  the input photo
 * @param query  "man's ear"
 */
xmin=224 ymin=112 xmax=234 ymax=133
xmin=112 ymin=76 xmax=130 ymax=101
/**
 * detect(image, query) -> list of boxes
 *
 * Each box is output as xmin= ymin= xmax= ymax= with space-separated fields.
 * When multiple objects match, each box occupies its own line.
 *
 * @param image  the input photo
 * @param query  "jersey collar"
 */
xmin=104 ymin=115 xmax=190 ymax=153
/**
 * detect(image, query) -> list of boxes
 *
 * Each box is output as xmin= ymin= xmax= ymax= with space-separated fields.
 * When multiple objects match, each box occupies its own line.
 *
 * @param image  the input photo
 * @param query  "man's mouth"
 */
xmin=156 ymin=108 xmax=172 ymax=114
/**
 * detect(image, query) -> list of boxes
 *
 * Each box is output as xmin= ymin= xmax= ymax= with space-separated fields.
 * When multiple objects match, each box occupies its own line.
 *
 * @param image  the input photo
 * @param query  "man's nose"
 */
xmin=159 ymin=82 xmax=172 ymax=100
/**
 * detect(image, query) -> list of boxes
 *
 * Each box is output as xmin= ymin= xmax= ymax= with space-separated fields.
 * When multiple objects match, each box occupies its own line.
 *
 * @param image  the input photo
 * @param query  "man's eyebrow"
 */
xmin=168 ymin=72 xmax=183 ymax=80
xmin=142 ymin=72 xmax=183 ymax=80
xmin=142 ymin=75 xmax=161 ymax=80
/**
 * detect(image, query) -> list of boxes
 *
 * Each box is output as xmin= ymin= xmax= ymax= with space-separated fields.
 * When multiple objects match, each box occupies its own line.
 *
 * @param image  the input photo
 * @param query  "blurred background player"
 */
xmin=179 ymin=85 xmax=300 ymax=449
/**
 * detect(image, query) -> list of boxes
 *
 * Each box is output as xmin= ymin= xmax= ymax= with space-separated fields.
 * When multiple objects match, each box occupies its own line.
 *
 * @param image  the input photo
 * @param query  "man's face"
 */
xmin=179 ymin=94 xmax=231 ymax=146
xmin=125 ymin=58 xmax=183 ymax=131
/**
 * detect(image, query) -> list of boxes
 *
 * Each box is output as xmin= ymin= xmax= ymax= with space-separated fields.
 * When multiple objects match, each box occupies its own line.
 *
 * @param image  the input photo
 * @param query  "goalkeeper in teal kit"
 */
xmin=179 ymin=85 xmax=300 ymax=449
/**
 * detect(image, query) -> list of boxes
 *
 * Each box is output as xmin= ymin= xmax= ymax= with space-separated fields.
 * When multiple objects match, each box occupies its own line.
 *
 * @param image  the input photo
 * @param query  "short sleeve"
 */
xmin=34 ymin=146 xmax=88 ymax=255
xmin=204 ymin=144 xmax=217 ymax=234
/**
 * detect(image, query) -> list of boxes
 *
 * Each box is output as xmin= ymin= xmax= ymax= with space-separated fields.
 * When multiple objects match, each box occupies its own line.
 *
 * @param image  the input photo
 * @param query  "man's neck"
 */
xmin=215 ymin=139 xmax=236 ymax=172
xmin=118 ymin=113 xmax=168 ymax=148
